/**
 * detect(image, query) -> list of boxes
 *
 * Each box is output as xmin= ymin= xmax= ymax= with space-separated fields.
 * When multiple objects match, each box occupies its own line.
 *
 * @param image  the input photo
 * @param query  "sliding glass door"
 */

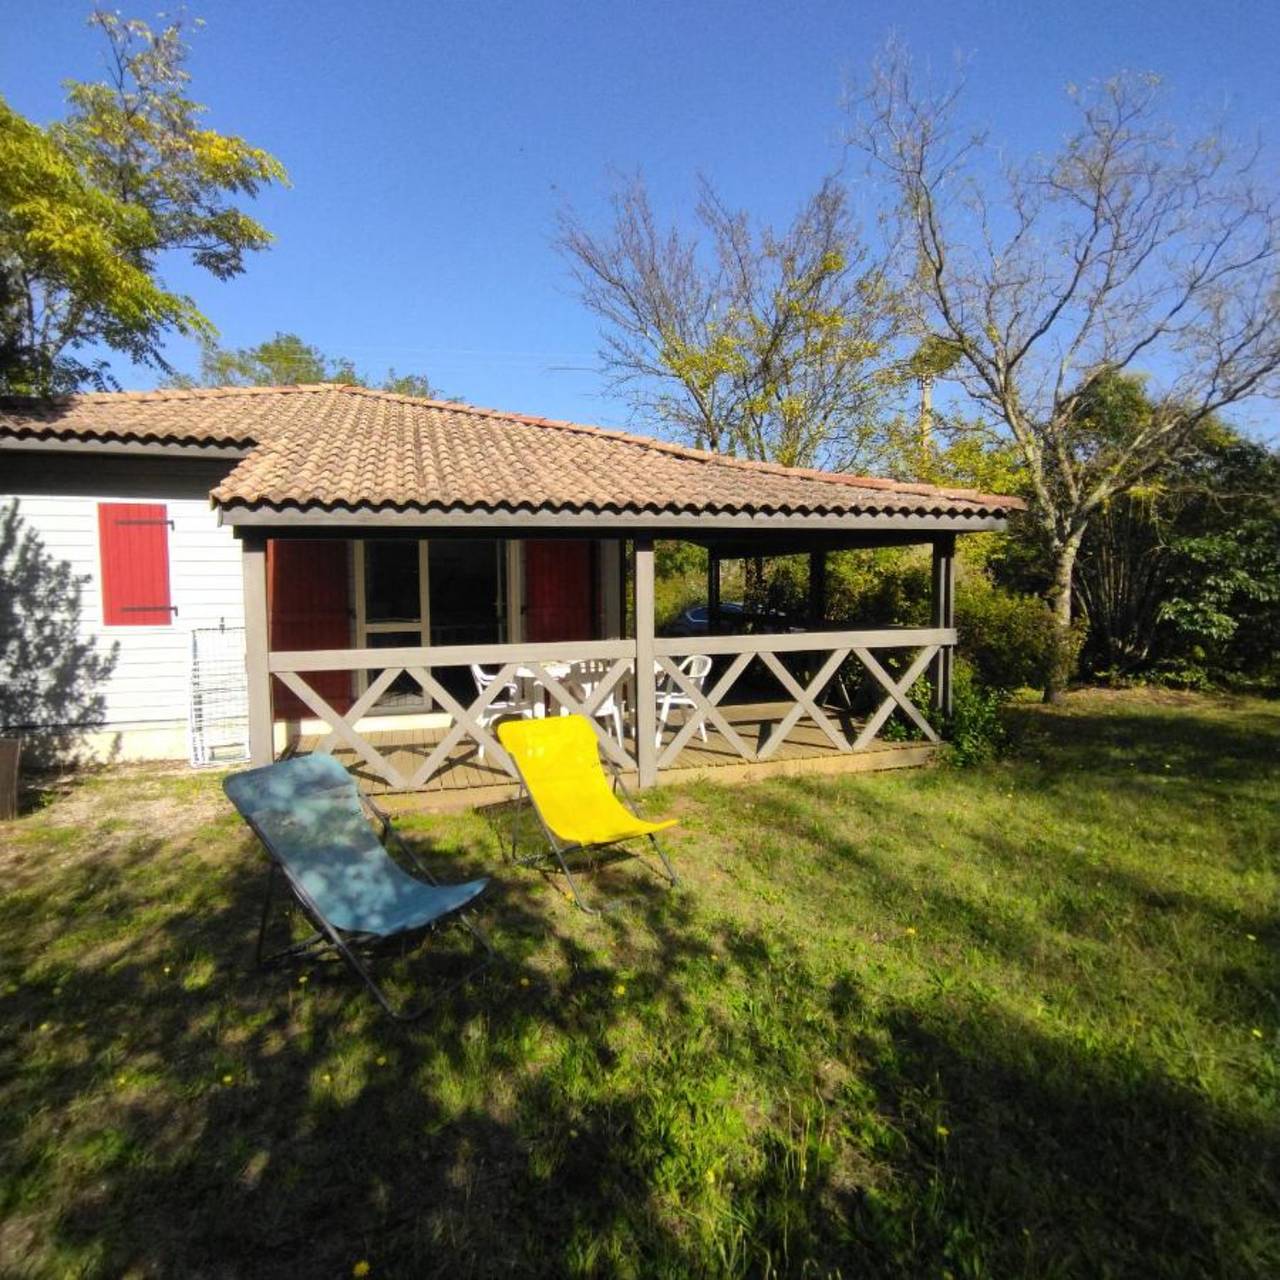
xmin=354 ymin=539 xmax=509 ymax=710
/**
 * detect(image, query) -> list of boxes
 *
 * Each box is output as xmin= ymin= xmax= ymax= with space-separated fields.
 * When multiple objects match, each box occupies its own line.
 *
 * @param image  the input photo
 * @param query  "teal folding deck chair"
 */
xmin=224 ymin=753 xmax=492 ymax=1020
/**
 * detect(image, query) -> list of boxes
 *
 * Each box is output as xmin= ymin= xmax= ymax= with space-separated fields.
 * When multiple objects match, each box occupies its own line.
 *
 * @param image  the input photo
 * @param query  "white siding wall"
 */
xmin=9 ymin=492 xmax=244 ymax=749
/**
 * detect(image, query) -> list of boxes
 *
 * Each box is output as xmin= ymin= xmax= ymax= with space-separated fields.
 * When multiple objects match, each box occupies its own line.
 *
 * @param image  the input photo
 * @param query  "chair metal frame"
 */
xmin=245 ymin=787 xmax=493 ymax=1021
xmin=506 ymin=757 xmax=679 ymax=914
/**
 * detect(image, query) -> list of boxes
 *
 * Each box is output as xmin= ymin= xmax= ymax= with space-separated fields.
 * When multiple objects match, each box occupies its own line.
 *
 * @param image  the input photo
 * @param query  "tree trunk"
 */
xmin=1044 ymin=536 xmax=1082 ymax=703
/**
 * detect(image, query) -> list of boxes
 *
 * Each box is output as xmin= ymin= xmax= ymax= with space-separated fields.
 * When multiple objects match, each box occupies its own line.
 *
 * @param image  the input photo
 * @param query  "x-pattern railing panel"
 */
xmin=655 ymin=653 xmax=756 ymax=768
xmin=755 ymin=647 xmax=852 ymax=760
xmin=268 ymin=629 xmax=953 ymax=790
xmin=276 ymin=655 xmax=637 ymax=792
xmin=403 ymin=664 xmax=518 ymax=786
xmin=275 ymin=669 xmax=414 ymax=791
xmin=851 ymin=645 xmax=941 ymax=747
xmin=655 ymin=637 xmax=945 ymax=767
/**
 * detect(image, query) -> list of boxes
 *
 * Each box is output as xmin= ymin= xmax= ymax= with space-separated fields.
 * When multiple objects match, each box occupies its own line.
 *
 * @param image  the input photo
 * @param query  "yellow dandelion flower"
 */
xmin=222 ymin=1074 xmax=234 ymax=1085
xmin=298 ymin=974 xmax=309 ymax=986
xmin=1252 ymin=1028 xmax=1264 ymax=1039
xmin=352 ymin=1262 xmax=371 ymax=1278
xmin=613 ymin=983 xmax=627 ymax=997
xmin=705 ymin=1168 xmax=716 ymax=1184
xmin=904 ymin=927 xmax=917 ymax=937
xmin=935 ymin=1124 xmax=950 ymax=1137
xmin=376 ymin=1055 xmax=387 ymax=1067
xmin=519 ymin=977 xmax=530 ymax=988
xmin=117 ymin=1076 xmax=127 ymax=1087
xmin=322 ymin=1073 xmax=332 ymax=1084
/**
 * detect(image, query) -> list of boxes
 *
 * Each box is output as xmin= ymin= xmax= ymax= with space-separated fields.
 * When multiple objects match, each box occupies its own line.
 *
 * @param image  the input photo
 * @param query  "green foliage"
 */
xmin=653 ymin=540 xmax=709 ymax=629
xmin=955 ymin=575 xmax=1062 ymax=694
xmin=1078 ymin=428 xmax=1280 ymax=691
xmin=189 ymin=331 xmax=339 ymax=386
xmin=1154 ymin=440 xmax=1280 ymax=689
xmin=825 ymin=547 xmax=929 ymax=628
xmin=560 ymin=175 xmax=908 ymax=470
xmin=941 ymin=660 xmax=1009 ymax=766
xmin=172 ymin=330 xmax=444 ymax=397
xmin=0 ymin=97 xmax=205 ymax=392
xmin=884 ymin=409 xmax=1027 ymax=507
xmin=0 ymin=11 xmax=287 ymax=393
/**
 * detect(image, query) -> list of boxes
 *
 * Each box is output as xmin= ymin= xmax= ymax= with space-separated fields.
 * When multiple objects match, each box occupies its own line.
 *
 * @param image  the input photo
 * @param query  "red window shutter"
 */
xmin=98 ymin=503 xmax=173 ymax=626
xmin=525 ymin=540 xmax=597 ymax=642
xmin=268 ymin=539 xmax=353 ymax=716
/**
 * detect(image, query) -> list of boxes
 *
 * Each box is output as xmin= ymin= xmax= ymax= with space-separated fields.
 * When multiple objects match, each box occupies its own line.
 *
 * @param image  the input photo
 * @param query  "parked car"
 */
xmin=663 ymin=600 xmax=800 ymax=637
xmin=664 ymin=601 xmax=747 ymax=636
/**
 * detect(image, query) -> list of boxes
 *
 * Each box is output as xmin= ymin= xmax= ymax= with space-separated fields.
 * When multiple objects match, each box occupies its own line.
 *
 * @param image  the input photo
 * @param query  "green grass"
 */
xmin=1 ymin=689 xmax=1277 ymax=1278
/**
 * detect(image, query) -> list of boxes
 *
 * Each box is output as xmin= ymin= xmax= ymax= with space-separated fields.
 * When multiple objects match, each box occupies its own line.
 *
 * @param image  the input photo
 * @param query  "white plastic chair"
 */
xmin=470 ymin=663 xmax=534 ymax=759
xmin=655 ymin=654 xmax=713 ymax=749
xmin=566 ymin=659 xmax=626 ymax=746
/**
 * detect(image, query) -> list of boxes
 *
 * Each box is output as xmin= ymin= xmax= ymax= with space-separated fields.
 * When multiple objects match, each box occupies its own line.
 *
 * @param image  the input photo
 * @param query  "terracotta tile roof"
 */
xmin=0 ymin=384 xmax=320 ymax=447
xmin=0 ymin=383 xmax=1026 ymax=520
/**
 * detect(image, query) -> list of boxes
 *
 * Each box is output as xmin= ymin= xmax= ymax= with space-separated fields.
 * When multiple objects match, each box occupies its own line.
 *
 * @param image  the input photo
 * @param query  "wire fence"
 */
xmin=188 ymin=625 xmax=249 ymax=767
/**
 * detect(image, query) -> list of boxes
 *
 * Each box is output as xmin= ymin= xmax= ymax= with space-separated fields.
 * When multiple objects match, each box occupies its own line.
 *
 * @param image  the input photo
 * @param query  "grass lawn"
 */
xmin=1 ymin=689 xmax=1277 ymax=1278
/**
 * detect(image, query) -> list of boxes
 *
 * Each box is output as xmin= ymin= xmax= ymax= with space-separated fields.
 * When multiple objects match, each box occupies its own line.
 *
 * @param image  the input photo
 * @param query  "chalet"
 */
xmin=0 ymin=384 xmax=1024 ymax=805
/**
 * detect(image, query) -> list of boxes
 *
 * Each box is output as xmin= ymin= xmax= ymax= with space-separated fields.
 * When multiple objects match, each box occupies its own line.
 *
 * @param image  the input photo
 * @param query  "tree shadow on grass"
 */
xmin=0 ymin=794 xmax=729 ymax=1277
xmin=2 ymin=756 xmax=1277 ymax=1277
xmin=831 ymin=987 xmax=1280 ymax=1277
xmin=1005 ymin=697 xmax=1280 ymax=793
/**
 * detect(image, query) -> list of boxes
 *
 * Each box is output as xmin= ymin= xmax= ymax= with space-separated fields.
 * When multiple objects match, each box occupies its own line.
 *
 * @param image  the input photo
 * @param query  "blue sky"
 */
xmin=3 ymin=0 xmax=1278 ymax=437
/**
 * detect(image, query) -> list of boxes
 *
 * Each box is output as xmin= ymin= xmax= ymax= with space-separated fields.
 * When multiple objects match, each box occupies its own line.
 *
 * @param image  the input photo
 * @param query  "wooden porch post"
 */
xmin=808 ymin=550 xmax=827 ymax=628
xmin=707 ymin=549 xmax=721 ymax=631
xmin=599 ymin=538 xmax=623 ymax=638
xmin=930 ymin=534 xmax=956 ymax=718
xmin=635 ymin=535 xmax=658 ymax=788
xmin=241 ymin=533 xmax=274 ymax=766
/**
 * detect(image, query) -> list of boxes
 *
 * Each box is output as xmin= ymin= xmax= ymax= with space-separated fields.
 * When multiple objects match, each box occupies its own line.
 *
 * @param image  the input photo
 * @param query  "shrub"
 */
xmin=942 ymin=661 xmax=1009 ymax=765
xmin=955 ymin=577 xmax=1061 ymax=693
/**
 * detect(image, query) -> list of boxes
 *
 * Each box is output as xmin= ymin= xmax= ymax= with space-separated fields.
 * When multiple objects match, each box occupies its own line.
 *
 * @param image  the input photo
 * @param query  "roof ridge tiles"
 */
xmin=324 ymin=384 xmax=1023 ymax=510
xmin=1 ymin=382 xmax=1027 ymax=516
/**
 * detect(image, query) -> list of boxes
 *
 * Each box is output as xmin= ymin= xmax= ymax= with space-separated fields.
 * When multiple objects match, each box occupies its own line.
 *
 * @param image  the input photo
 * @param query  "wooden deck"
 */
xmin=293 ymin=701 xmax=938 ymax=812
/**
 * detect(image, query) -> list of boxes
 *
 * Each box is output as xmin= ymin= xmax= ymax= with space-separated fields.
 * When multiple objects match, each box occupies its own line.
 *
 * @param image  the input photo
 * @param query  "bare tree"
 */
xmin=850 ymin=47 xmax=1280 ymax=697
xmin=557 ymin=174 xmax=907 ymax=470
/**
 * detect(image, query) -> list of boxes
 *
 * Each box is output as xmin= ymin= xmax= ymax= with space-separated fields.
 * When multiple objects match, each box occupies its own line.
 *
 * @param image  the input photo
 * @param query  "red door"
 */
xmin=268 ymin=539 xmax=353 ymax=718
xmin=525 ymin=540 xmax=596 ymax=641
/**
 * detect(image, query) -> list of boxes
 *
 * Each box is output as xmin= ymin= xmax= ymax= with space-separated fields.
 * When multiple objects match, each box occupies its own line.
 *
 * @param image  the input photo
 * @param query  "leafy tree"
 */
xmin=851 ymin=51 xmax=1280 ymax=698
xmin=559 ymin=173 xmax=908 ymax=470
xmin=1133 ymin=434 xmax=1277 ymax=686
xmin=172 ymin=330 xmax=443 ymax=397
xmin=0 ymin=10 xmax=286 ymax=394
xmin=0 ymin=95 xmax=204 ymax=393
xmin=1060 ymin=370 xmax=1277 ymax=688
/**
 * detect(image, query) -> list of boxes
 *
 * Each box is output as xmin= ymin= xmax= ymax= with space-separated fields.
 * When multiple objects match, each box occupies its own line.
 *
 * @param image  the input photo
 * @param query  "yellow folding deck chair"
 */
xmin=497 ymin=714 xmax=679 ymax=913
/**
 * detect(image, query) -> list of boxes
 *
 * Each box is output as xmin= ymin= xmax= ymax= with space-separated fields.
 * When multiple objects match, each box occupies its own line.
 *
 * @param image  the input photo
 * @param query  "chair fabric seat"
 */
xmin=225 ymin=754 xmax=488 ymax=937
xmin=497 ymin=715 xmax=677 ymax=847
